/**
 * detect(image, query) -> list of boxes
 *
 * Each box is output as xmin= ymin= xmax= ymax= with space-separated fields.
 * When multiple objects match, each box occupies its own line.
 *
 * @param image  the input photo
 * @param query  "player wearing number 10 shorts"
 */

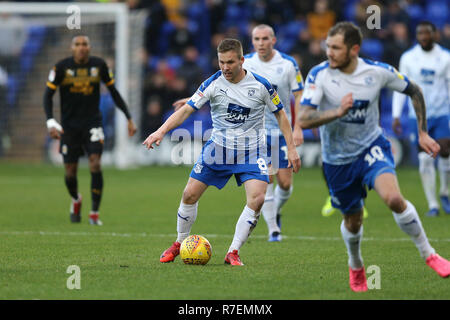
xmin=298 ymin=22 xmax=450 ymax=292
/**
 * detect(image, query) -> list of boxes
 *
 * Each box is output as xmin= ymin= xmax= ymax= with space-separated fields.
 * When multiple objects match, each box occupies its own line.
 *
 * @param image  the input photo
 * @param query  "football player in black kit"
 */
xmin=44 ymin=35 xmax=137 ymax=225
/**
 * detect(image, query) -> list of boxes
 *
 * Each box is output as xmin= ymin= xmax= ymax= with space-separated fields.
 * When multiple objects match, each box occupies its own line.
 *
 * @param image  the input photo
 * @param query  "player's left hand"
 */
xmin=293 ymin=126 xmax=304 ymax=147
xmin=173 ymin=98 xmax=189 ymax=111
xmin=127 ymin=119 xmax=137 ymax=137
xmin=418 ymin=131 xmax=440 ymax=158
xmin=287 ymin=147 xmax=301 ymax=173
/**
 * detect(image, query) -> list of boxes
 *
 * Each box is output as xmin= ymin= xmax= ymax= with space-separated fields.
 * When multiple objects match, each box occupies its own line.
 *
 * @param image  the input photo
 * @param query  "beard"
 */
xmin=420 ymin=41 xmax=434 ymax=51
xmin=329 ymin=53 xmax=352 ymax=70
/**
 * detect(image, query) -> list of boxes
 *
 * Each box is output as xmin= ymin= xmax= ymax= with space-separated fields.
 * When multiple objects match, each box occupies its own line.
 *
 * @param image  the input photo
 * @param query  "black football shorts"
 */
xmin=60 ymin=127 xmax=104 ymax=163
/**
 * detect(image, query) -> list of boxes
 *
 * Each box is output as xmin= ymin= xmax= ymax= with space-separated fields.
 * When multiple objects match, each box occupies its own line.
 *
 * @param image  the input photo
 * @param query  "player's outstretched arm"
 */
xmin=142 ymin=104 xmax=195 ymax=149
xmin=274 ymin=109 xmax=301 ymax=173
xmin=297 ymin=93 xmax=353 ymax=129
xmin=403 ymin=80 xmax=440 ymax=157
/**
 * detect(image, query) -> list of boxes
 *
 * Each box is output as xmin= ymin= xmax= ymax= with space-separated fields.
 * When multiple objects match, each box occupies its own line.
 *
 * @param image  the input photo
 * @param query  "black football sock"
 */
xmin=91 ymin=171 xmax=103 ymax=212
xmin=65 ymin=175 xmax=79 ymax=200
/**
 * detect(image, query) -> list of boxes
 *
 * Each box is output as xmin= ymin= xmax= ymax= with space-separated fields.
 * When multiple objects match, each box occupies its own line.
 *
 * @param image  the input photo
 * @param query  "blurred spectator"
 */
xmin=141 ymin=95 xmax=166 ymax=139
xmin=383 ymin=0 xmax=410 ymax=29
xmin=168 ymin=17 xmax=195 ymax=55
xmin=208 ymin=32 xmax=226 ymax=72
xmin=296 ymin=39 xmax=327 ymax=75
xmin=177 ymin=46 xmax=205 ymax=93
xmin=144 ymin=0 xmax=168 ymax=57
xmin=383 ymin=22 xmax=410 ymax=68
xmin=266 ymin=0 xmax=295 ymax=27
xmin=206 ymin=0 xmax=226 ymax=35
xmin=161 ymin=0 xmax=185 ymax=25
xmin=307 ymin=0 xmax=336 ymax=40
xmin=249 ymin=0 xmax=270 ymax=24
xmin=166 ymin=76 xmax=191 ymax=107
xmin=0 ymin=13 xmax=27 ymax=74
xmin=291 ymin=28 xmax=312 ymax=59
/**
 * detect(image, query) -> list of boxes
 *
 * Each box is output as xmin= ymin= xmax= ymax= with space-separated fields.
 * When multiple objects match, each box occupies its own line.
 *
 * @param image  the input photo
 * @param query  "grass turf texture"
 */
xmin=0 ymin=162 xmax=449 ymax=300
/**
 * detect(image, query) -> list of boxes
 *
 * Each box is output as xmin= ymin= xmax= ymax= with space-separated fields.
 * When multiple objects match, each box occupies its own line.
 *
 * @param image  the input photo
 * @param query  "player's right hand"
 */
xmin=337 ymin=93 xmax=353 ymax=117
xmin=142 ymin=130 xmax=164 ymax=150
xmin=49 ymin=127 xmax=63 ymax=139
xmin=418 ymin=131 xmax=440 ymax=158
xmin=46 ymin=118 xmax=64 ymax=139
xmin=287 ymin=147 xmax=301 ymax=173
xmin=392 ymin=118 xmax=402 ymax=135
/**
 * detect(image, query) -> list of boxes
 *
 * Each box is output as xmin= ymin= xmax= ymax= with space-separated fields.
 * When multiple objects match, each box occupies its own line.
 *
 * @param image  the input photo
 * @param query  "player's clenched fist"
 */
xmin=142 ymin=130 xmax=164 ymax=149
xmin=337 ymin=93 xmax=353 ymax=117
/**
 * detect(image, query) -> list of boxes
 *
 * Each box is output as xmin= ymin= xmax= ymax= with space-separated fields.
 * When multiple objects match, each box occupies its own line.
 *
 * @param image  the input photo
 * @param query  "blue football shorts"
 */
xmin=190 ymin=140 xmax=270 ymax=189
xmin=409 ymin=115 xmax=450 ymax=145
xmin=323 ymin=134 xmax=396 ymax=214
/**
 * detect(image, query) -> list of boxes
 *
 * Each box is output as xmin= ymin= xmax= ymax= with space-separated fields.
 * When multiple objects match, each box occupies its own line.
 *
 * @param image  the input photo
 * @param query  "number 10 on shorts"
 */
xmin=364 ymin=146 xmax=385 ymax=166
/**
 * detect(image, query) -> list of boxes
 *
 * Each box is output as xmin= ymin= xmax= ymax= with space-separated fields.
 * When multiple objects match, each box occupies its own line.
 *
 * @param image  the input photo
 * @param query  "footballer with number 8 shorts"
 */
xmin=43 ymin=35 xmax=137 ymax=225
xmin=143 ymin=38 xmax=300 ymax=266
xmin=298 ymin=22 xmax=450 ymax=292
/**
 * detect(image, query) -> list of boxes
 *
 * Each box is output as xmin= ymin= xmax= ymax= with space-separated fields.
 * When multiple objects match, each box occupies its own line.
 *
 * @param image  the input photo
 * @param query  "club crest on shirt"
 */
xmin=90 ymin=67 xmax=99 ymax=77
xmin=364 ymin=76 xmax=374 ymax=86
xmin=248 ymin=89 xmax=255 ymax=97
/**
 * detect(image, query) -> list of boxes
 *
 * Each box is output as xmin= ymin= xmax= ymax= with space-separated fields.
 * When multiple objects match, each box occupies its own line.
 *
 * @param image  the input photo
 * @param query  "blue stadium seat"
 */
xmin=360 ymin=38 xmax=383 ymax=61
xmin=283 ymin=20 xmax=305 ymax=39
xmin=157 ymin=21 xmax=176 ymax=56
xmin=166 ymin=55 xmax=183 ymax=70
xmin=426 ymin=0 xmax=448 ymax=28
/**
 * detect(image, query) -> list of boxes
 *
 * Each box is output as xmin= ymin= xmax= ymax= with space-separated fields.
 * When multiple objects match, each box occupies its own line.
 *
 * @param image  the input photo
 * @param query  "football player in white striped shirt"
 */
xmin=392 ymin=21 xmax=450 ymax=217
xmin=144 ymin=39 xmax=300 ymax=266
xmin=298 ymin=22 xmax=450 ymax=292
xmin=243 ymin=24 xmax=304 ymax=242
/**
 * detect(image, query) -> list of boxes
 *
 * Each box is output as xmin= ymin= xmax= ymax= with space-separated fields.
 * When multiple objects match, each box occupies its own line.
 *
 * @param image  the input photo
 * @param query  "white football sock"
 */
xmin=392 ymin=200 xmax=435 ymax=259
xmin=176 ymin=201 xmax=198 ymax=243
xmin=274 ymin=184 xmax=293 ymax=215
xmin=261 ymin=183 xmax=280 ymax=235
xmin=438 ymin=156 xmax=450 ymax=196
xmin=228 ymin=205 xmax=260 ymax=252
xmin=340 ymin=220 xmax=364 ymax=269
xmin=418 ymin=152 xmax=438 ymax=210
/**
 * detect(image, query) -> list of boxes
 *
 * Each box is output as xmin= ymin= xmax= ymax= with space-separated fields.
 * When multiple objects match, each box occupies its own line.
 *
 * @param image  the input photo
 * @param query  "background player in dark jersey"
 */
xmin=43 ymin=35 xmax=137 ymax=225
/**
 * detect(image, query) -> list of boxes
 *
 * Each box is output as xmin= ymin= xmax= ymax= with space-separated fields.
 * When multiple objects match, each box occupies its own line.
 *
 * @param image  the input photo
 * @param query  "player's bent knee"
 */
xmin=278 ymin=181 xmax=292 ymax=191
xmin=384 ymin=193 xmax=405 ymax=212
xmin=247 ymin=192 xmax=266 ymax=212
xmin=182 ymin=188 xmax=201 ymax=205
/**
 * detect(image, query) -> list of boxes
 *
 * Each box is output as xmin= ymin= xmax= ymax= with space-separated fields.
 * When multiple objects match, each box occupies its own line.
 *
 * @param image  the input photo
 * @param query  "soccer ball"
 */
xmin=180 ymin=235 xmax=212 ymax=265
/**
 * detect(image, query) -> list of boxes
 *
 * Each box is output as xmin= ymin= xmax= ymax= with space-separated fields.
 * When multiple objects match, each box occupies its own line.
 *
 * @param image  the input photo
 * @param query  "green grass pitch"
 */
xmin=0 ymin=162 xmax=449 ymax=300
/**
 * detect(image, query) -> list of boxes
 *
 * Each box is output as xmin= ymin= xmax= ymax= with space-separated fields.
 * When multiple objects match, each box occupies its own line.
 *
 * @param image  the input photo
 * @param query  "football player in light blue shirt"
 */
xmin=243 ymin=24 xmax=304 ymax=242
xmin=298 ymin=22 xmax=449 ymax=292
xmin=144 ymin=39 xmax=300 ymax=266
xmin=392 ymin=21 xmax=450 ymax=217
